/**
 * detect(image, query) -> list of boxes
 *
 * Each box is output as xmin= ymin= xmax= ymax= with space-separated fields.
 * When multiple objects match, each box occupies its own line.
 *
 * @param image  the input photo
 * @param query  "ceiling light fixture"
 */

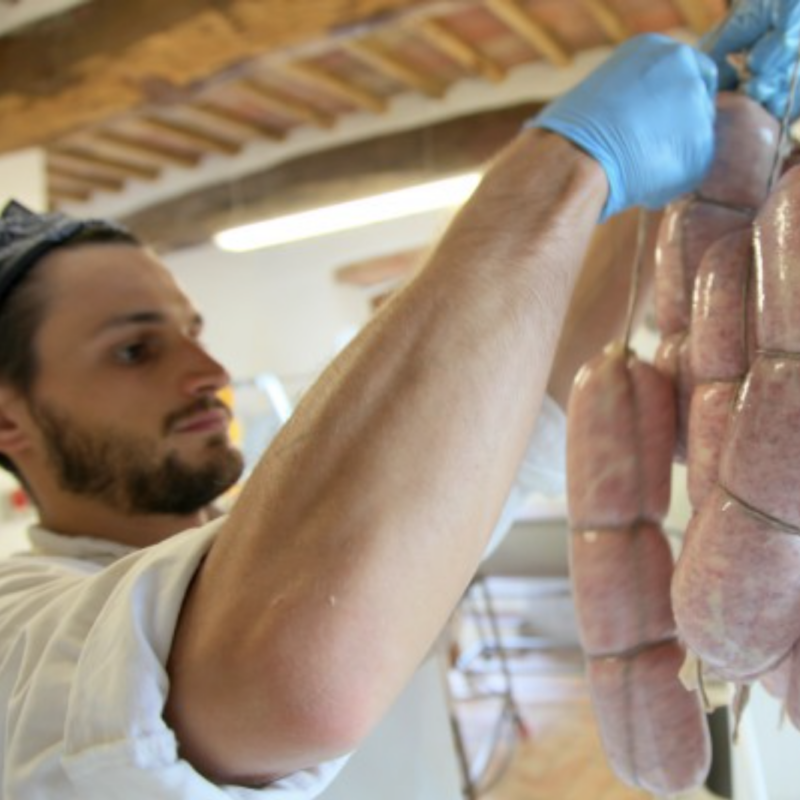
xmin=213 ymin=172 xmax=482 ymax=253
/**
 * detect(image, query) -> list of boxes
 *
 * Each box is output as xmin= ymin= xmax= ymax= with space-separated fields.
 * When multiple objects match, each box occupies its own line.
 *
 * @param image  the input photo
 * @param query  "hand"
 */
xmin=527 ymin=34 xmax=717 ymax=221
xmin=702 ymin=0 xmax=800 ymax=119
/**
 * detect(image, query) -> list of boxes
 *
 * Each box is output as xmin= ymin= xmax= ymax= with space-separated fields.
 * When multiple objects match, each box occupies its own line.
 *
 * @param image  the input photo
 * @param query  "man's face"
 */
xmin=23 ymin=242 xmax=244 ymax=515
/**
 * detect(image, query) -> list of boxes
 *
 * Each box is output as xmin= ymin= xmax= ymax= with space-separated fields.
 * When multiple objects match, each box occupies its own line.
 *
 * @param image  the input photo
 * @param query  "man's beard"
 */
xmin=32 ymin=399 xmax=245 ymax=516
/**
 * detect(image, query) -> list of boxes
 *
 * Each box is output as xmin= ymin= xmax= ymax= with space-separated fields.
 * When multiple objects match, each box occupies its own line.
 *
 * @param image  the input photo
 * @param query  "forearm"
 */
xmin=165 ymin=130 xmax=607 ymax=781
xmin=547 ymin=208 xmax=662 ymax=407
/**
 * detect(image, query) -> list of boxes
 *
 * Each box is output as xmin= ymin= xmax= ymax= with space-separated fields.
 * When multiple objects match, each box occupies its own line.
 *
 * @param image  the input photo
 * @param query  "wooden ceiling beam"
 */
xmin=670 ymin=0 xmax=716 ymax=35
xmin=335 ymin=249 xmax=423 ymax=286
xmin=344 ymin=39 xmax=446 ymax=97
xmin=237 ymin=81 xmax=335 ymax=129
xmin=0 ymin=0 xmax=445 ymax=154
xmin=119 ymin=101 xmax=541 ymax=253
xmin=275 ymin=61 xmax=388 ymax=113
xmin=48 ymin=148 xmax=161 ymax=180
xmin=413 ymin=18 xmax=505 ymax=83
xmin=48 ymin=166 xmax=126 ymax=192
xmin=486 ymin=0 xmax=571 ymax=67
xmin=90 ymin=130 xmax=202 ymax=167
xmin=185 ymin=103 xmax=285 ymax=140
xmin=49 ymin=185 xmax=93 ymax=204
xmin=134 ymin=117 xmax=242 ymax=154
xmin=579 ymin=0 xmax=632 ymax=43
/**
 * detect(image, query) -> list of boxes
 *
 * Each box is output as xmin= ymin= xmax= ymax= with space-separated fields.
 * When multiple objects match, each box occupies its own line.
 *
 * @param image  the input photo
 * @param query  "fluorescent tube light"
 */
xmin=213 ymin=172 xmax=482 ymax=253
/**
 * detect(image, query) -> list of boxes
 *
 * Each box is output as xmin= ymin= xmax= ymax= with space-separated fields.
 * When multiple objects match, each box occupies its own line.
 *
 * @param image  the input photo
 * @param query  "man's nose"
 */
xmin=182 ymin=341 xmax=231 ymax=396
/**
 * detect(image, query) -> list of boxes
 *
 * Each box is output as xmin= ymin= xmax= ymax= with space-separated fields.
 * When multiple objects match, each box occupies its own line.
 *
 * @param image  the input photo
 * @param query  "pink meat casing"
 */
xmin=571 ymin=522 xmax=676 ymax=656
xmin=687 ymin=382 xmax=738 ymax=511
xmin=654 ymin=93 xmax=777 ymax=338
xmin=654 ymin=332 xmax=693 ymax=463
xmin=700 ymin=92 xmax=780 ymax=209
xmin=588 ymin=642 xmax=711 ymax=795
xmin=655 ymin=201 xmax=751 ymax=336
xmin=568 ymin=346 xmax=710 ymax=793
xmin=722 ymin=356 xmax=800 ymax=529
xmin=673 ymin=484 xmax=800 ymax=680
xmin=685 ymin=226 xmax=754 ymax=510
xmin=690 ymin=227 xmax=753 ymax=382
xmin=755 ymin=166 xmax=800 ymax=352
xmin=567 ymin=346 xmax=674 ymax=528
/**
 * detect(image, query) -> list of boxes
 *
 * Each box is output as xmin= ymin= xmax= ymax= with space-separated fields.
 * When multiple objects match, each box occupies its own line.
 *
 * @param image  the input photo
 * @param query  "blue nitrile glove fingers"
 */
xmin=527 ymin=34 xmax=717 ymax=222
xmin=702 ymin=0 xmax=800 ymax=116
xmin=746 ymin=27 xmax=800 ymax=118
xmin=701 ymin=0 xmax=777 ymax=89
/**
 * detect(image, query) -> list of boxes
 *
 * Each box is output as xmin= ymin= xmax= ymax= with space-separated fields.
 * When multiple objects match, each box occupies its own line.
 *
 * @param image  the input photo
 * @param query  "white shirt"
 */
xmin=0 ymin=521 xmax=349 ymax=799
xmin=0 ymin=394 xmax=565 ymax=799
xmin=484 ymin=392 xmax=567 ymax=556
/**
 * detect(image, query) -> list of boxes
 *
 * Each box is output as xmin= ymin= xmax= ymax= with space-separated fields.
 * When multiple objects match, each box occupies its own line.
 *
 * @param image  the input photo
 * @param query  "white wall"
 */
xmin=0 ymin=148 xmax=47 ymax=211
xmin=0 ymin=468 xmax=33 ymax=557
xmin=738 ymin=685 xmax=800 ymax=800
xmin=164 ymin=207 xmax=455 ymax=396
xmin=0 ymin=148 xmax=47 ymax=545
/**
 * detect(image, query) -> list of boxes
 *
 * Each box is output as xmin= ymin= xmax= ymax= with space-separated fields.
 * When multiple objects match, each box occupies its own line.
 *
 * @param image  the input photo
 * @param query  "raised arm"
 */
xmin=164 ymin=34 xmax=717 ymax=785
xmin=547 ymin=208 xmax=662 ymax=408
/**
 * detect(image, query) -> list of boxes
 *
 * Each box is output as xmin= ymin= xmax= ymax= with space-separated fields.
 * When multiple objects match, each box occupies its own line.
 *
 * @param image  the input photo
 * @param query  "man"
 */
xmin=0 ymin=11 xmax=792 ymax=797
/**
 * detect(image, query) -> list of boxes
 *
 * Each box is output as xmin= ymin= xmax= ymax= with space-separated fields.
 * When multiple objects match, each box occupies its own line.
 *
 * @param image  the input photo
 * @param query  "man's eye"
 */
xmin=115 ymin=342 xmax=150 ymax=365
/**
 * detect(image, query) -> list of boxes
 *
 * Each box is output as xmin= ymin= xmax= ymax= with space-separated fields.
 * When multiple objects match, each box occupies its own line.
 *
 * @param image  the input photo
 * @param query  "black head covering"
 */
xmin=0 ymin=200 xmax=139 ymax=312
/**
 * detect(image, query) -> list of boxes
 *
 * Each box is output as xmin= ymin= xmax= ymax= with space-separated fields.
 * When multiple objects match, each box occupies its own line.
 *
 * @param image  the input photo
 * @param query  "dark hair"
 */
xmin=0 ymin=229 xmax=137 ymax=478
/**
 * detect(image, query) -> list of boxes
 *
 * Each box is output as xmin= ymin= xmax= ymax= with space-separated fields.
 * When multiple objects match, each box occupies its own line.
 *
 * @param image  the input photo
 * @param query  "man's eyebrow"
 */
xmin=95 ymin=311 xmax=204 ymax=333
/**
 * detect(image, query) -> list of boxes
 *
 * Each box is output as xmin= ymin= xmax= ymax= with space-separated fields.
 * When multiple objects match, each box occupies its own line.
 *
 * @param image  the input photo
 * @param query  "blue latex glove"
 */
xmin=702 ymin=0 xmax=800 ymax=119
xmin=528 ymin=34 xmax=717 ymax=222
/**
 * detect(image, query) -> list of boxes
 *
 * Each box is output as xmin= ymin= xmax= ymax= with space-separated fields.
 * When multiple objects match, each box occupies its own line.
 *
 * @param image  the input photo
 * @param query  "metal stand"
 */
xmin=445 ymin=574 xmax=534 ymax=798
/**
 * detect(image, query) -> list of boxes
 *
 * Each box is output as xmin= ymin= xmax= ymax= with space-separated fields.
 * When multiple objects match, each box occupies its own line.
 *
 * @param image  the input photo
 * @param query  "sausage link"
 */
xmin=655 ymin=201 xmax=752 ymax=336
xmin=588 ymin=641 xmax=711 ymax=795
xmin=673 ymin=482 xmax=800 ymax=680
xmin=654 ymin=93 xmax=777 ymax=338
xmin=700 ymin=92 xmax=780 ymax=208
xmin=568 ymin=345 xmax=673 ymax=528
xmin=684 ymin=226 xmax=754 ymax=510
xmin=755 ymin=166 xmax=800 ymax=352
xmin=669 ymin=98 xmax=795 ymax=685
xmin=690 ymin=228 xmax=753 ymax=382
xmin=571 ymin=522 xmax=675 ymax=656
xmin=565 ymin=93 xmax=778 ymax=792
xmin=687 ymin=382 xmax=738 ymax=510
xmin=654 ymin=332 xmax=693 ymax=463
xmin=722 ymin=356 xmax=800 ymax=529
xmin=567 ymin=345 xmax=710 ymax=794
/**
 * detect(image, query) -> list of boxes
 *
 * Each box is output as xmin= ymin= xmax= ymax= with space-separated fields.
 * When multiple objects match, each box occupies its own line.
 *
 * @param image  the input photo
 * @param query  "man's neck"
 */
xmin=35 ymin=494 xmax=216 ymax=548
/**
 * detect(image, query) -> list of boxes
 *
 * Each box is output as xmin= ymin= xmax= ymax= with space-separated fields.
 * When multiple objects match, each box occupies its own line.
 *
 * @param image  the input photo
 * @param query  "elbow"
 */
xmin=167 ymin=651 xmax=388 ymax=784
xmin=266 ymin=657 xmax=391 ymax=760
xmin=276 ymin=688 xmax=377 ymax=763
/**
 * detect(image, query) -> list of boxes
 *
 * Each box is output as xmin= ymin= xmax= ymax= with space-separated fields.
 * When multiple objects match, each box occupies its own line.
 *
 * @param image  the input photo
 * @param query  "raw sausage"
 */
xmin=567 ymin=343 xmax=711 ymax=794
xmin=673 ymin=166 xmax=800 ymax=682
xmin=686 ymin=227 xmax=753 ymax=509
xmin=565 ymin=93 xmax=781 ymax=792
xmin=654 ymin=92 xmax=778 ymax=465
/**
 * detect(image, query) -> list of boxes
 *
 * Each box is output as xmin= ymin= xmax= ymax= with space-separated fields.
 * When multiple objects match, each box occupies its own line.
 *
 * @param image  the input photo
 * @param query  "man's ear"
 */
xmin=0 ymin=386 xmax=33 ymax=457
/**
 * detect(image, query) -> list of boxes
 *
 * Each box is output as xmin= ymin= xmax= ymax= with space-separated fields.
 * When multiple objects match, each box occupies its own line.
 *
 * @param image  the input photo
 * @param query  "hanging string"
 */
xmin=622 ymin=210 xmax=650 ymax=351
xmin=768 ymin=39 xmax=800 ymax=191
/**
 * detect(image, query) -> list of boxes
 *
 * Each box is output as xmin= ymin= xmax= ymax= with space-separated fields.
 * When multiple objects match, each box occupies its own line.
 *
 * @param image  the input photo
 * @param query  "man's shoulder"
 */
xmin=0 ymin=551 xmax=95 ymax=592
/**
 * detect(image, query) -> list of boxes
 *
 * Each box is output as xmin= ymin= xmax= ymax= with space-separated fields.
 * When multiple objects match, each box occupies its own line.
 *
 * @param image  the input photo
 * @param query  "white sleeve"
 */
xmin=0 ymin=522 xmax=348 ymax=800
xmin=482 ymin=393 xmax=567 ymax=560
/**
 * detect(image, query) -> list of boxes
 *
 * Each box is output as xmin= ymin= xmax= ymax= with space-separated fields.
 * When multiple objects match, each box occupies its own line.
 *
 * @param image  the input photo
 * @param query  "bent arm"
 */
xmin=164 ymin=130 xmax=606 ymax=783
xmin=547 ymin=208 xmax=661 ymax=407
